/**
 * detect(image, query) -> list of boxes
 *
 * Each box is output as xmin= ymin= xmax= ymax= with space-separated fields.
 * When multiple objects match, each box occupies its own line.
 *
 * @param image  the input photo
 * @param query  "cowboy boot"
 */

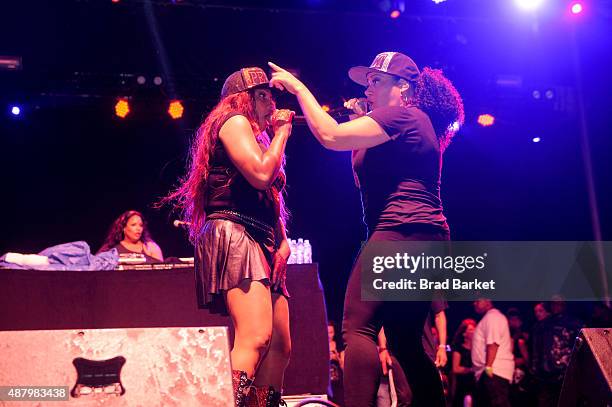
xmin=232 ymin=370 xmax=253 ymax=407
xmin=266 ymin=387 xmax=286 ymax=407
xmin=246 ymin=385 xmax=286 ymax=407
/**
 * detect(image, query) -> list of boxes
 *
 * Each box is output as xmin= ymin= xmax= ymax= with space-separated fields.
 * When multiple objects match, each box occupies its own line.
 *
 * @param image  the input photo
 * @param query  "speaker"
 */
xmin=0 ymin=327 xmax=233 ymax=406
xmin=558 ymin=328 xmax=612 ymax=407
xmin=283 ymin=264 xmax=330 ymax=396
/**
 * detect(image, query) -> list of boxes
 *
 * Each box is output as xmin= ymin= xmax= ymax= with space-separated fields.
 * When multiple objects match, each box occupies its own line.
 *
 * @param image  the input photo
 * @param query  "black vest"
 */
xmin=204 ymin=112 xmax=284 ymax=229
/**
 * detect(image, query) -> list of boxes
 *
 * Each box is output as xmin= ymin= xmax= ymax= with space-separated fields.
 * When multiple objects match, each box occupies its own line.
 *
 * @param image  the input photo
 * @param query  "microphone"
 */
xmin=173 ymin=220 xmax=191 ymax=228
xmin=327 ymin=106 xmax=356 ymax=116
xmin=294 ymin=100 xmax=369 ymax=124
xmin=294 ymin=106 xmax=351 ymax=123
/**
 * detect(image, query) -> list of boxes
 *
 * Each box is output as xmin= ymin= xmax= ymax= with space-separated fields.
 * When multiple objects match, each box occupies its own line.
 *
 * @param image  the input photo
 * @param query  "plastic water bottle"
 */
xmin=288 ymin=239 xmax=297 ymax=264
xmin=296 ymin=238 xmax=304 ymax=264
xmin=303 ymin=240 xmax=312 ymax=264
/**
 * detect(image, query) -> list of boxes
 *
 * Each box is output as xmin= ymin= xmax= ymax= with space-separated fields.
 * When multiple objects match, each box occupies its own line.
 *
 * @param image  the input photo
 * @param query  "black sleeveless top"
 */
xmin=113 ymin=242 xmax=160 ymax=263
xmin=204 ymin=112 xmax=284 ymax=229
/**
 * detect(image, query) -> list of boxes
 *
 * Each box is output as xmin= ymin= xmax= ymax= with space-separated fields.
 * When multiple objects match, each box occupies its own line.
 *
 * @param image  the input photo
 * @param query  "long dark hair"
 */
xmin=98 ymin=210 xmax=152 ymax=253
xmin=162 ymin=90 xmax=288 ymax=243
xmin=451 ymin=318 xmax=477 ymax=349
xmin=409 ymin=67 xmax=465 ymax=151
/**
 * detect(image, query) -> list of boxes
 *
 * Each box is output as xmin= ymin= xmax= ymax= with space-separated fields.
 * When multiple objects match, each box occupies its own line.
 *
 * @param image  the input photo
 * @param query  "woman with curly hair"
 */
xmin=98 ymin=210 xmax=163 ymax=262
xmin=269 ymin=52 xmax=464 ymax=406
xmin=164 ymin=67 xmax=294 ymax=407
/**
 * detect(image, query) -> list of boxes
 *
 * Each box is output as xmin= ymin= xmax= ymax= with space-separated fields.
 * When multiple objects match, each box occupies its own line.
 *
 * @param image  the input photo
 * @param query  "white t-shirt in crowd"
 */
xmin=471 ymin=308 xmax=515 ymax=381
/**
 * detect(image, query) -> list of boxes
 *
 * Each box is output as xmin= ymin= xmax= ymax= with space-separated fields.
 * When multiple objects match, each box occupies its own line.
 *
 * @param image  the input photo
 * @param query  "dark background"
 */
xmin=1 ymin=0 xmax=611 ymax=331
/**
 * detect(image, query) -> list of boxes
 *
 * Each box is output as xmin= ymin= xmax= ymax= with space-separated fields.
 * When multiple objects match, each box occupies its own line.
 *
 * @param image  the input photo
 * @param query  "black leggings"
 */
xmin=342 ymin=226 xmax=449 ymax=407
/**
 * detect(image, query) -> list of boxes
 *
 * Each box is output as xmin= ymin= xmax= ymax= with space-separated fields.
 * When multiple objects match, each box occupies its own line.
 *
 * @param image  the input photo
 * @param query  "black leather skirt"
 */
xmin=194 ymin=213 xmax=289 ymax=315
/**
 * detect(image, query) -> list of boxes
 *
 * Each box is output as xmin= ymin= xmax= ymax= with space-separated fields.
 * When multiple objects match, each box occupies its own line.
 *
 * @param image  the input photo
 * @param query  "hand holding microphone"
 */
xmin=271 ymin=109 xmax=295 ymax=137
xmin=293 ymin=100 xmax=368 ymax=124
xmin=344 ymin=98 xmax=369 ymax=118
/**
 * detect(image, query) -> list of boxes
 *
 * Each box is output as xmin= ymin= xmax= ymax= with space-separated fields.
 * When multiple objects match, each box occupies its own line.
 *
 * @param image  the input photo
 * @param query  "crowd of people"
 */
xmin=327 ymin=297 xmax=610 ymax=407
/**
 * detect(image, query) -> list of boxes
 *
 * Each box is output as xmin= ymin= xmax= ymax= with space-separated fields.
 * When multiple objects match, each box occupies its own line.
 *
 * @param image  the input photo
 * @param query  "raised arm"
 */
xmin=219 ymin=112 xmax=292 ymax=190
xmin=268 ymin=62 xmax=389 ymax=151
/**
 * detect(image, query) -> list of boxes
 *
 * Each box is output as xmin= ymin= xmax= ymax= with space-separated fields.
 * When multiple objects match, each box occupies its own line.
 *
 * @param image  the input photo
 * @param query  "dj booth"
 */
xmin=0 ymin=264 xmax=330 ymax=398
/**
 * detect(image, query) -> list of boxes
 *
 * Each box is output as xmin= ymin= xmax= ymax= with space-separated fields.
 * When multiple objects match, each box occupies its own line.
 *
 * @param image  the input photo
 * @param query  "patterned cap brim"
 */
xmin=348 ymin=66 xmax=383 ymax=86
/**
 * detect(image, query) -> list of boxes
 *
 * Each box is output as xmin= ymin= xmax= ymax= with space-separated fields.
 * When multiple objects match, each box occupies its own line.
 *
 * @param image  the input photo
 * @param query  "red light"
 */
xmin=390 ymin=10 xmax=401 ymax=18
xmin=571 ymin=2 xmax=583 ymax=14
xmin=114 ymin=99 xmax=130 ymax=118
xmin=477 ymin=114 xmax=495 ymax=127
xmin=168 ymin=100 xmax=184 ymax=119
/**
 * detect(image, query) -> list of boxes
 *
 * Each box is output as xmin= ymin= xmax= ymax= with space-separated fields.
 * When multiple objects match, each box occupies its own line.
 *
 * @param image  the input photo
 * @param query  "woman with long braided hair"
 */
xmin=165 ymin=67 xmax=294 ymax=407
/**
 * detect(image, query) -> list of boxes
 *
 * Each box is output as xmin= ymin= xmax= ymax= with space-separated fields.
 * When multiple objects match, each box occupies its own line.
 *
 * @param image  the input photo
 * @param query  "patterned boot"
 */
xmin=232 ymin=370 xmax=253 ymax=407
xmin=245 ymin=385 xmax=286 ymax=407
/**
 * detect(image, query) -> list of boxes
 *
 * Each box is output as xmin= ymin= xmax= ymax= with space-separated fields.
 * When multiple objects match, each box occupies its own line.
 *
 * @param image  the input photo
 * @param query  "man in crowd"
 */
xmin=472 ymin=298 xmax=515 ymax=407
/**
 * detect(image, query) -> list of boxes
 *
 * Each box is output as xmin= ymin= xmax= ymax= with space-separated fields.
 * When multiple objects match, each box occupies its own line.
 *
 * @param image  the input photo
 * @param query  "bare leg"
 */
xmin=253 ymin=293 xmax=291 ymax=390
xmin=225 ymin=280 xmax=274 ymax=377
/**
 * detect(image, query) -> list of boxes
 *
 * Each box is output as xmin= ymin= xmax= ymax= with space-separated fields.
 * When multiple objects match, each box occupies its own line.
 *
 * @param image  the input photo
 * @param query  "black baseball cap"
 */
xmin=348 ymin=52 xmax=420 ymax=86
xmin=221 ymin=67 xmax=269 ymax=99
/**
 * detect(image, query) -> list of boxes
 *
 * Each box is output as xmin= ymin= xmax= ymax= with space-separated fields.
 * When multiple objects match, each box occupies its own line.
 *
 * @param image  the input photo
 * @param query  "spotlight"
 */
xmin=570 ymin=2 xmax=583 ymax=14
xmin=545 ymin=89 xmax=554 ymax=99
xmin=114 ymin=99 xmax=130 ymax=118
xmin=532 ymin=137 xmax=541 ymax=143
xmin=449 ymin=121 xmax=460 ymax=132
xmin=432 ymin=0 xmax=447 ymax=3
xmin=514 ymin=0 xmax=545 ymax=11
xmin=321 ymin=105 xmax=330 ymax=112
xmin=137 ymin=76 xmax=146 ymax=85
xmin=168 ymin=100 xmax=184 ymax=119
xmin=477 ymin=114 xmax=495 ymax=127
xmin=10 ymin=105 xmax=21 ymax=116
xmin=532 ymin=90 xmax=541 ymax=99
xmin=390 ymin=10 xmax=401 ymax=18
xmin=153 ymin=76 xmax=163 ymax=86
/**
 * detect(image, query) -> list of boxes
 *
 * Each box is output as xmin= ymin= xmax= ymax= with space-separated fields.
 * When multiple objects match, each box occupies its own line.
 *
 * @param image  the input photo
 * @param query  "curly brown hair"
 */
xmin=409 ymin=67 xmax=465 ymax=151
xmin=98 ymin=210 xmax=152 ymax=253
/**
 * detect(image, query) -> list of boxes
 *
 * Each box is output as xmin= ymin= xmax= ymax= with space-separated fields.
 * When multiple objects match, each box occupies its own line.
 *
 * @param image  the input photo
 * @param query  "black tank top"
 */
xmin=114 ymin=242 xmax=160 ymax=263
xmin=204 ymin=112 xmax=284 ymax=228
